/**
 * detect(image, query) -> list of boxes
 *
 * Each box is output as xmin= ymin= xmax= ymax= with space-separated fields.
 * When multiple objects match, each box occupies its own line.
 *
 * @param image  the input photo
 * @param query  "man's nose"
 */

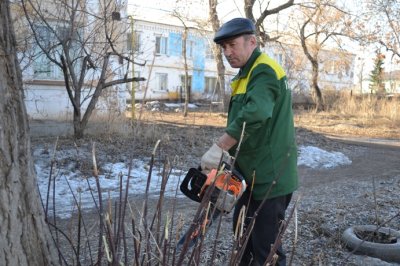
xmin=223 ymin=47 xmax=232 ymax=57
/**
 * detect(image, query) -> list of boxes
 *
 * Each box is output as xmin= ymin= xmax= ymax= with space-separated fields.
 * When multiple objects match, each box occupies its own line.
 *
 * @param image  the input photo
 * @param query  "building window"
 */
xmin=127 ymin=31 xmax=141 ymax=52
xmin=32 ymin=24 xmax=81 ymax=80
xmin=36 ymin=25 xmax=51 ymax=49
xmin=32 ymin=25 xmax=60 ymax=80
xmin=205 ymin=42 xmax=214 ymax=59
xmin=155 ymin=73 xmax=168 ymax=90
xmin=204 ymin=77 xmax=217 ymax=94
xmin=33 ymin=54 xmax=53 ymax=79
xmin=183 ymin=40 xmax=194 ymax=57
xmin=155 ymin=36 xmax=167 ymax=54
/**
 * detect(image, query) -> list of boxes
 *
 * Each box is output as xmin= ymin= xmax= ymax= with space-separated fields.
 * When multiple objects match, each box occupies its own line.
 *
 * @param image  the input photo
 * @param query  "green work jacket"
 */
xmin=226 ymin=48 xmax=298 ymax=200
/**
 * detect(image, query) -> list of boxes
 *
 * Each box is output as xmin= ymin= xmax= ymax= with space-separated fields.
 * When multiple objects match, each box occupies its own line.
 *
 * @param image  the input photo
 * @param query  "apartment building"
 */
xmin=17 ymin=4 xmax=355 ymax=119
xmin=128 ymin=18 xmax=236 ymax=102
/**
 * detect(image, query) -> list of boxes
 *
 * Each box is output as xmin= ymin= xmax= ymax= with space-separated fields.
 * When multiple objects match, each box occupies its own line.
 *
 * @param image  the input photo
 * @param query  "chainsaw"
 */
xmin=177 ymin=160 xmax=247 ymax=249
xmin=180 ymin=161 xmax=247 ymax=213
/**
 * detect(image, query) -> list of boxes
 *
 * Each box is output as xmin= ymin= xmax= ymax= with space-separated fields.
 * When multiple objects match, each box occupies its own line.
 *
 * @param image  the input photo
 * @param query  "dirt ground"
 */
xmin=31 ymin=109 xmax=400 ymax=265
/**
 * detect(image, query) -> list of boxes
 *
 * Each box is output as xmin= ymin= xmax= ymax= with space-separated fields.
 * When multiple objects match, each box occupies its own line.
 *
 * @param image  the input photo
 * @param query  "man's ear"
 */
xmin=250 ymin=35 xmax=257 ymax=46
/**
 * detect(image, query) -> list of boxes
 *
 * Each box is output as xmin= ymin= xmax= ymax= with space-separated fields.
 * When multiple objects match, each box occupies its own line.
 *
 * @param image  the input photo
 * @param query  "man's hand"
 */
xmin=201 ymin=143 xmax=225 ymax=171
xmin=201 ymin=134 xmax=238 ymax=171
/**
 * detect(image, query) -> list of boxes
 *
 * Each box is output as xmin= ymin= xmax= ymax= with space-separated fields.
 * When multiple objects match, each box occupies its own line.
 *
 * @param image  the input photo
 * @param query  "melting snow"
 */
xmin=34 ymin=145 xmax=351 ymax=218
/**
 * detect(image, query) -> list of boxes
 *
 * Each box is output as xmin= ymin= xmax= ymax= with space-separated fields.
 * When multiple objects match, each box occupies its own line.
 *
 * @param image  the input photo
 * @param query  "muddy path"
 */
xmin=299 ymin=139 xmax=400 ymax=188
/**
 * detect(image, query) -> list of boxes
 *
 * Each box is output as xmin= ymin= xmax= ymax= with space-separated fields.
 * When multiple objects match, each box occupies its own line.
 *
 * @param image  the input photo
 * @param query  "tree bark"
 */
xmin=182 ymin=26 xmax=189 ymax=117
xmin=209 ymin=0 xmax=226 ymax=111
xmin=215 ymin=47 xmax=227 ymax=111
xmin=311 ymin=61 xmax=324 ymax=110
xmin=0 ymin=1 xmax=59 ymax=264
xmin=300 ymin=19 xmax=324 ymax=111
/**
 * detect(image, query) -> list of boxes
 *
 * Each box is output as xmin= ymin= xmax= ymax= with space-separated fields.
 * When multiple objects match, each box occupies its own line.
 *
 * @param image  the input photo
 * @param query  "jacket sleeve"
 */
xmin=225 ymin=64 xmax=282 ymax=141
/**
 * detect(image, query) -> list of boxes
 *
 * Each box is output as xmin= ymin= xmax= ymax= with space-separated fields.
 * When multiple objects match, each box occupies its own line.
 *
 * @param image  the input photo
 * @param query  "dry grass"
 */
xmin=295 ymin=91 xmax=400 ymax=139
xmin=68 ymin=92 xmax=399 ymax=159
xmin=137 ymin=110 xmax=227 ymax=128
xmin=126 ymin=93 xmax=399 ymax=141
xmin=327 ymin=91 xmax=399 ymax=121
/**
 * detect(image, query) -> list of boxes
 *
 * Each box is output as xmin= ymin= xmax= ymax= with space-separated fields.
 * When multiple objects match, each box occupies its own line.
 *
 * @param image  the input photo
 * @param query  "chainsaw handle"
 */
xmin=180 ymin=168 xmax=207 ymax=203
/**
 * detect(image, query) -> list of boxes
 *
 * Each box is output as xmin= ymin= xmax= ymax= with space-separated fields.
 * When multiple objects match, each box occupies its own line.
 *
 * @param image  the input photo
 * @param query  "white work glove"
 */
xmin=201 ymin=143 xmax=228 ymax=171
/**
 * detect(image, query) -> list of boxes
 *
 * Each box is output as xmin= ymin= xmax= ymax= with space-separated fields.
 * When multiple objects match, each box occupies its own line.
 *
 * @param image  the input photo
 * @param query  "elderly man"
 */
xmin=201 ymin=18 xmax=299 ymax=265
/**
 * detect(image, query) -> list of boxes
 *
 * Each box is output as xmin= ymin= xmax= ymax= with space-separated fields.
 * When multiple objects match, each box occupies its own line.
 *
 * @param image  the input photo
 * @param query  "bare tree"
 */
xmin=0 ymin=0 xmax=59 ymax=264
xmin=366 ymin=0 xmax=400 ymax=59
xmin=294 ymin=0 xmax=352 ymax=110
xmin=208 ymin=0 xmax=226 ymax=110
xmin=244 ymin=0 xmax=295 ymax=44
xmin=172 ymin=11 xmax=191 ymax=117
xmin=20 ymin=0 xmax=144 ymax=138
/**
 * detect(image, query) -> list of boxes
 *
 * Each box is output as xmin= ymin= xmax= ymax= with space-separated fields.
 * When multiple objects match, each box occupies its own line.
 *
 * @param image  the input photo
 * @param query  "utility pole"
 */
xmin=128 ymin=15 xmax=135 ymax=120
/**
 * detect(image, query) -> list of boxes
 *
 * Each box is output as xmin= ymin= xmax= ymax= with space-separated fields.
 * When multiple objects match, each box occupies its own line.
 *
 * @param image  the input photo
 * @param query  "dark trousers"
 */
xmin=233 ymin=191 xmax=292 ymax=266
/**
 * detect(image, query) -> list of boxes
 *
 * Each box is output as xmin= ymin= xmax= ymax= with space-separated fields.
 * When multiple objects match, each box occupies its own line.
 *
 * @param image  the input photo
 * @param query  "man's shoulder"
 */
xmin=251 ymin=53 xmax=286 ymax=80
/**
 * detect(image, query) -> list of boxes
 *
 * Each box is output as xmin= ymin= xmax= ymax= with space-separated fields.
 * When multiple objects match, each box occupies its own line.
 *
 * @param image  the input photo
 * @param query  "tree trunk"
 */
xmin=73 ymin=71 xmax=83 ymax=139
xmin=311 ymin=61 xmax=324 ymax=110
xmin=73 ymin=115 xmax=84 ymax=139
xmin=300 ymin=20 xmax=324 ymax=111
xmin=215 ymin=47 xmax=226 ymax=111
xmin=0 ymin=1 xmax=59 ymax=265
xmin=182 ymin=27 xmax=189 ymax=117
xmin=209 ymin=0 xmax=226 ymax=111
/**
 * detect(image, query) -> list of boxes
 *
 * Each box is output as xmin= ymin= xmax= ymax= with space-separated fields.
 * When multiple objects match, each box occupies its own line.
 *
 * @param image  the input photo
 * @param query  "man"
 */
xmin=201 ymin=18 xmax=298 ymax=265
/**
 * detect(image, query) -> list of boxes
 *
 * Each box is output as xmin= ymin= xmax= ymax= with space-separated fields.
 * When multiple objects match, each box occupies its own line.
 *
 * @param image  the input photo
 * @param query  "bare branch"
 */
xmin=103 ymin=77 xmax=145 ymax=89
xmin=256 ymin=0 xmax=294 ymax=28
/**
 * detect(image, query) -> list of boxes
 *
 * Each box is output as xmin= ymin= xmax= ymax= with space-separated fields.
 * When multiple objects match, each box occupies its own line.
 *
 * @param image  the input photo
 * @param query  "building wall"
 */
xmin=24 ymin=82 xmax=126 ymax=120
xmin=130 ymin=19 xmax=230 ymax=102
xmin=383 ymin=71 xmax=400 ymax=94
xmin=24 ymin=83 xmax=73 ymax=120
xmin=384 ymin=80 xmax=400 ymax=94
xmin=265 ymin=43 xmax=355 ymax=94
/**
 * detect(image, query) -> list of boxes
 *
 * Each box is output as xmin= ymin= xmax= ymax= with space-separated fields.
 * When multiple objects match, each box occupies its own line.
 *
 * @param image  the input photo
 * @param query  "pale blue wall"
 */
xmin=169 ymin=32 xmax=182 ymax=56
xmin=192 ymin=35 xmax=205 ymax=93
xmin=167 ymin=32 xmax=206 ymax=93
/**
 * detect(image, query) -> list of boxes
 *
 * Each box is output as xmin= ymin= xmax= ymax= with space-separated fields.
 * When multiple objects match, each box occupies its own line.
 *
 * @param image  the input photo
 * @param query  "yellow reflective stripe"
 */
xmin=231 ymin=79 xmax=247 ymax=96
xmin=231 ymin=54 xmax=286 ymax=96
xmin=255 ymin=54 xmax=286 ymax=80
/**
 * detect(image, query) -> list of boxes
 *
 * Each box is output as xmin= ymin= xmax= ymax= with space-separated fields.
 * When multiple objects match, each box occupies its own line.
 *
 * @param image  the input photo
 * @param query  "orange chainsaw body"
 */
xmin=180 ymin=163 xmax=246 ymax=213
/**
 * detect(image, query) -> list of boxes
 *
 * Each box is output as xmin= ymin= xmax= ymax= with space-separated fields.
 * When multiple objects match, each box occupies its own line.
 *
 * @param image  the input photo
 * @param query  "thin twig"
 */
xmin=372 ymin=176 xmax=380 ymax=225
xmin=288 ymin=197 xmax=300 ymax=266
xmin=92 ymin=142 xmax=104 ymax=265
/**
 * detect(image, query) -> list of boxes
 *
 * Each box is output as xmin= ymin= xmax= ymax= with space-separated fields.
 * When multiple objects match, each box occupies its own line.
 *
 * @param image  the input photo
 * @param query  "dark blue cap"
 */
xmin=213 ymin=18 xmax=256 ymax=44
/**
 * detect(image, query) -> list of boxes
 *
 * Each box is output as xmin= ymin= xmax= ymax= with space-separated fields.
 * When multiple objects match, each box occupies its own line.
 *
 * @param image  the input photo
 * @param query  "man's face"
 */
xmin=220 ymin=35 xmax=256 ymax=68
